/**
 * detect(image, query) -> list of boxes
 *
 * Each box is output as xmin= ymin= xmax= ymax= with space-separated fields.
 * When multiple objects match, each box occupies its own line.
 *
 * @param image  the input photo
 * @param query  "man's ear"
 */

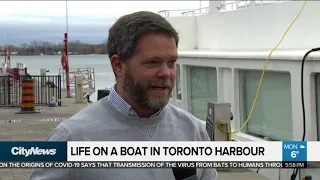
xmin=110 ymin=55 xmax=124 ymax=78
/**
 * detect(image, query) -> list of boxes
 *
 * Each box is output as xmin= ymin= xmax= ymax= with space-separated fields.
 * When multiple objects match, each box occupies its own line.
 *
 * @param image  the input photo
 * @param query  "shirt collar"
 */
xmin=107 ymin=84 xmax=161 ymax=117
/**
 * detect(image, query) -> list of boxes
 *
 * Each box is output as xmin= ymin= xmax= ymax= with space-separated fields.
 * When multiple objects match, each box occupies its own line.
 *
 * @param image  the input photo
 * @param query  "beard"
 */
xmin=122 ymin=67 xmax=173 ymax=111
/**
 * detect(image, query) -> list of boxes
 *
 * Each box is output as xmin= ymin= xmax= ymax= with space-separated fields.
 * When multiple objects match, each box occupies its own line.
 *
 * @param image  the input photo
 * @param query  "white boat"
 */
xmin=159 ymin=0 xmax=320 ymax=179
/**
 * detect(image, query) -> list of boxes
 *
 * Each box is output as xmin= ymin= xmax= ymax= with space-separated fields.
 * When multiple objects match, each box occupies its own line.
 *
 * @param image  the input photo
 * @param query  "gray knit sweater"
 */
xmin=29 ymin=97 xmax=218 ymax=180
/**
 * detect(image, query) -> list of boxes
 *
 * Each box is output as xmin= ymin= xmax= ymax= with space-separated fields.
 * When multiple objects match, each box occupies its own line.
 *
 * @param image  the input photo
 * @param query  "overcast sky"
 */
xmin=0 ymin=1 xmax=210 ymax=46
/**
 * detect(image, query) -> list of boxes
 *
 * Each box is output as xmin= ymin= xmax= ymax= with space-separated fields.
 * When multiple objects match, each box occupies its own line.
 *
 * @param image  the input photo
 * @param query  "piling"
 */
xmin=75 ymin=75 xmax=84 ymax=103
xmin=16 ymin=79 xmax=40 ymax=114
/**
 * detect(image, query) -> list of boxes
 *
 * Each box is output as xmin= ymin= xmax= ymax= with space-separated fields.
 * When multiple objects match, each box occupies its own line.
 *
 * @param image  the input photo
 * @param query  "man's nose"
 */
xmin=157 ymin=64 xmax=171 ymax=78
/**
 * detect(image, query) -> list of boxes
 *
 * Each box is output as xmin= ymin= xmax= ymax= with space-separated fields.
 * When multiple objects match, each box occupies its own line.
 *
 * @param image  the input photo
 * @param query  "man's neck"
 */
xmin=115 ymin=84 xmax=160 ymax=118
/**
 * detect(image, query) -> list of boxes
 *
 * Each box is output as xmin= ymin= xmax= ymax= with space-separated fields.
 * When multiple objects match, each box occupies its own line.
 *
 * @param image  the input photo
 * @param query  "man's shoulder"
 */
xmin=46 ymin=116 xmax=87 ymax=141
xmin=167 ymin=103 xmax=204 ymax=123
xmin=166 ymin=104 xmax=210 ymax=141
xmin=47 ymin=101 xmax=109 ymax=141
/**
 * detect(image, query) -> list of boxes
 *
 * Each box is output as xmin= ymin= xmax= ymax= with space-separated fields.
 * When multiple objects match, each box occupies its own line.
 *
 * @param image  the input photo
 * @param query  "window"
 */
xmin=315 ymin=74 xmax=320 ymax=140
xmin=239 ymin=70 xmax=292 ymax=141
xmin=176 ymin=64 xmax=181 ymax=100
xmin=187 ymin=66 xmax=218 ymax=120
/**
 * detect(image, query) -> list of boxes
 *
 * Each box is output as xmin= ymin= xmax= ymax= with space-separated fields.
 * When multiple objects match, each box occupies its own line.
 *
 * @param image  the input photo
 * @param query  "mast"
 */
xmin=2 ymin=29 xmax=11 ymax=68
xmin=6 ymin=47 xmax=10 ymax=67
xmin=64 ymin=0 xmax=71 ymax=97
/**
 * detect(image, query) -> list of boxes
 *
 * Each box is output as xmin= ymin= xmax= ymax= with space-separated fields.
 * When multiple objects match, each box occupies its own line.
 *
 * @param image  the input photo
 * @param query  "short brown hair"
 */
xmin=107 ymin=11 xmax=179 ymax=62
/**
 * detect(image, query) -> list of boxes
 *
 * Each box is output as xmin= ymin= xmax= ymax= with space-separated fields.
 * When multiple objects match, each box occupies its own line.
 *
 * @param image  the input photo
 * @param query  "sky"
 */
xmin=0 ymin=1 xmax=210 ymax=46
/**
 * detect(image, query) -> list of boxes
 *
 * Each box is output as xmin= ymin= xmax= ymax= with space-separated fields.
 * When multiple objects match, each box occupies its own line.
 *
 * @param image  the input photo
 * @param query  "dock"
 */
xmin=0 ymin=90 xmax=270 ymax=180
xmin=0 ymin=90 xmax=88 ymax=180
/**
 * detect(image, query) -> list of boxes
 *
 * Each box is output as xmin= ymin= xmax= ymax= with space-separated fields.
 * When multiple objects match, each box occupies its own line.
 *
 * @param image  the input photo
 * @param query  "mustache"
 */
xmin=149 ymin=79 xmax=173 ymax=88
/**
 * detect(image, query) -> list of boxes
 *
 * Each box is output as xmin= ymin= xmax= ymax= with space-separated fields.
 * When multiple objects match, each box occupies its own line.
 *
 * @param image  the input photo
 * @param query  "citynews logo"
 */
xmin=11 ymin=147 xmax=57 ymax=157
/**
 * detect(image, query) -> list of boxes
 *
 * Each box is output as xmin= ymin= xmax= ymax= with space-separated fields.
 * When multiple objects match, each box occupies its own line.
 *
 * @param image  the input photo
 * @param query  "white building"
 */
xmin=161 ymin=1 xmax=320 ymax=179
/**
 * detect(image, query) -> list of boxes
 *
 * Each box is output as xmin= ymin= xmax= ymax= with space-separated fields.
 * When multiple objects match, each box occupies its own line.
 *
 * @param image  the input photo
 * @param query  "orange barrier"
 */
xmin=16 ymin=79 xmax=40 ymax=114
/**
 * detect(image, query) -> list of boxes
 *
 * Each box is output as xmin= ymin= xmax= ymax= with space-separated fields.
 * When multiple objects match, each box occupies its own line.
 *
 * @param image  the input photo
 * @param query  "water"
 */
xmin=8 ymin=55 xmax=115 ymax=102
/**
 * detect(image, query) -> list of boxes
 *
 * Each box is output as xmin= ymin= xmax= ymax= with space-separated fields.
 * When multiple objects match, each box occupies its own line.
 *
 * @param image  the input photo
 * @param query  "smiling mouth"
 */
xmin=151 ymin=86 xmax=167 ymax=90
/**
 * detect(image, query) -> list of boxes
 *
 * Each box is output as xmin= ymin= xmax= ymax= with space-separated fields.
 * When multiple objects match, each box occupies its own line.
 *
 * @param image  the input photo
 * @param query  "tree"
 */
xmin=0 ymin=40 xmax=108 ymax=56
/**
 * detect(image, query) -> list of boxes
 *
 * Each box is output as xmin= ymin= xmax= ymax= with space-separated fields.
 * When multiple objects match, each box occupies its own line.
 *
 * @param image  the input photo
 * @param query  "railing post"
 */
xmin=58 ymin=75 xmax=61 ymax=106
xmin=60 ymin=68 xmax=66 ymax=90
xmin=58 ymin=75 xmax=62 ymax=106
xmin=18 ymin=76 xmax=22 ymax=106
xmin=0 ymin=76 xmax=4 ymax=106
xmin=88 ymin=68 xmax=93 ymax=89
xmin=75 ymin=75 xmax=84 ymax=103
xmin=7 ymin=75 xmax=11 ymax=106
xmin=40 ymin=70 xmax=47 ymax=105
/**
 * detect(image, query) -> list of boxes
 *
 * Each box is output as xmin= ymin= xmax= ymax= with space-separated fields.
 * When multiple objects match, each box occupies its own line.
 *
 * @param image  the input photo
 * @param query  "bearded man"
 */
xmin=29 ymin=11 xmax=217 ymax=180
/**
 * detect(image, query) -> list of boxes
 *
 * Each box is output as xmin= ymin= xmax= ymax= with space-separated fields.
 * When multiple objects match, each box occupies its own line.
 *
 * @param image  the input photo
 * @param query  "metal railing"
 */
xmin=59 ymin=67 xmax=95 ymax=94
xmin=158 ymin=0 xmax=289 ymax=17
xmin=158 ymin=9 xmax=199 ymax=17
xmin=217 ymin=0 xmax=286 ymax=12
xmin=0 ymin=75 xmax=62 ymax=107
xmin=181 ymin=7 xmax=209 ymax=16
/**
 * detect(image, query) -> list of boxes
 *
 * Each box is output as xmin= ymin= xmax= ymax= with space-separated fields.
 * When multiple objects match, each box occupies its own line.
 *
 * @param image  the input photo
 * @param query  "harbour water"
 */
xmin=8 ymin=54 xmax=115 ymax=102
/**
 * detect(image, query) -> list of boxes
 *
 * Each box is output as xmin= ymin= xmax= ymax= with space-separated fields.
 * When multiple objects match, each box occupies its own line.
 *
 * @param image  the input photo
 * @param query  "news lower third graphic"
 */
xmin=0 ymin=141 xmax=318 ymax=169
xmin=0 ymin=141 xmax=67 ymax=161
xmin=0 ymin=161 xmax=283 ymax=168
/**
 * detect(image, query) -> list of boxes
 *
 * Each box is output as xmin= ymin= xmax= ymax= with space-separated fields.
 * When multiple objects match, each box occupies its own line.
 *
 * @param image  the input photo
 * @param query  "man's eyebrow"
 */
xmin=152 ymin=56 xmax=178 ymax=60
xmin=141 ymin=55 xmax=178 ymax=62
xmin=141 ymin=56 xmax=161 ymax=61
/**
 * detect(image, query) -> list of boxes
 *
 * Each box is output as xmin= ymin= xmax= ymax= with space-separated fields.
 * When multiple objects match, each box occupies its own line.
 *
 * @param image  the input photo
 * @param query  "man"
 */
xmin=29 ymin=11 xmax=217 ymax=180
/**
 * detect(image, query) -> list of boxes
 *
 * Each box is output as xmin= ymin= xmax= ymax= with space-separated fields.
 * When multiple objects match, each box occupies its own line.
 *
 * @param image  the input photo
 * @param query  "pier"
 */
xmin=0 ymin=89 xmax=89 ymax=180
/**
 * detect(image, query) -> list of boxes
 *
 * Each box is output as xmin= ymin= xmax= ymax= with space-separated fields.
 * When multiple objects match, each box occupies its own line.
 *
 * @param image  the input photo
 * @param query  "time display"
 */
xmin=282 ymin=162 xmax=306 ymax=168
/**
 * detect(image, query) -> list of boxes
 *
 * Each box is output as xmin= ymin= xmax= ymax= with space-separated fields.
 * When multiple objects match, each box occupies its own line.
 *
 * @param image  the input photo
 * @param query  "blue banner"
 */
xmin=0 ymin=141 xmax=67 ymax=161
xmin=282 ymin=141 xmax=307 ymax=162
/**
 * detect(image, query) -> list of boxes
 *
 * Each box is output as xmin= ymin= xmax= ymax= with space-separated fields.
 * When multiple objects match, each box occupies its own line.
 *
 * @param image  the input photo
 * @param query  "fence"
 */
xmin=0 ymin=75 xmax=62 ymax=107
xmin=59 ymin=67 xmax=95 ymax=95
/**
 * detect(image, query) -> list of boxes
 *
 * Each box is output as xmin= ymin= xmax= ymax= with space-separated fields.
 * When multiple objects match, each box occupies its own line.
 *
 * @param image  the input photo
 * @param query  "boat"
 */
xmin=0 ymin=47 xmax=25 ymax=76
xmin=0 ymin=46 xmax=30 ymax=107
xmin=157 ymin=0 xmax=320 ymax=179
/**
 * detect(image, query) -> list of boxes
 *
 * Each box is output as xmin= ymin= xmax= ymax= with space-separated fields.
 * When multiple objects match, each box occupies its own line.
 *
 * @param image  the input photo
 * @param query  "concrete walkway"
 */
xmin=0 ymin=90 xmax=270 ymax=180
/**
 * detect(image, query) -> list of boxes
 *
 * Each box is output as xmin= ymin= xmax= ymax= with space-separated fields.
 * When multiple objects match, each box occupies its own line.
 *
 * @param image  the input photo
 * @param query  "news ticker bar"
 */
xmin=0 ymin=161 xmax=315 ymax=169
xmin=0 ymin=141 xmax=319 ymax=162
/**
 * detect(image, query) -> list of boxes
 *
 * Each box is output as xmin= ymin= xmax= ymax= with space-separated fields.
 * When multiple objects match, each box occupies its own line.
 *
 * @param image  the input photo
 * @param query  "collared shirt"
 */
xmin=107 ymin=84 xmax=161 ymax=117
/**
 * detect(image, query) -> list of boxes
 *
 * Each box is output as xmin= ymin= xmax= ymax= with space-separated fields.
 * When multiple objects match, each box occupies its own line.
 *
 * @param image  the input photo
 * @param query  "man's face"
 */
xmin=122 ymin=33 xmax=177 ymax=110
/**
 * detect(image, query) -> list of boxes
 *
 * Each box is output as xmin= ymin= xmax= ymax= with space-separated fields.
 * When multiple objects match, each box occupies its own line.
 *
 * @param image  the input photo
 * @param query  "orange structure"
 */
xmin=16 ymin=79 xmax=40 ymax=114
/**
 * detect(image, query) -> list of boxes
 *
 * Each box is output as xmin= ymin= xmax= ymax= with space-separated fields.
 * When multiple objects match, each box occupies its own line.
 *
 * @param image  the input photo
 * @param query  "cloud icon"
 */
xmin=300 ymin=145 xmax=305 ymax=148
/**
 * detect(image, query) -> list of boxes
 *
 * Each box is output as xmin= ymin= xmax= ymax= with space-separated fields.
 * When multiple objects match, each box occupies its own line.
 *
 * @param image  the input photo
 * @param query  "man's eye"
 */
xmin=169 ymin=60 xmax=176 ymax=64
xmin=148 ymin=61 xmax=158 ymax=64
